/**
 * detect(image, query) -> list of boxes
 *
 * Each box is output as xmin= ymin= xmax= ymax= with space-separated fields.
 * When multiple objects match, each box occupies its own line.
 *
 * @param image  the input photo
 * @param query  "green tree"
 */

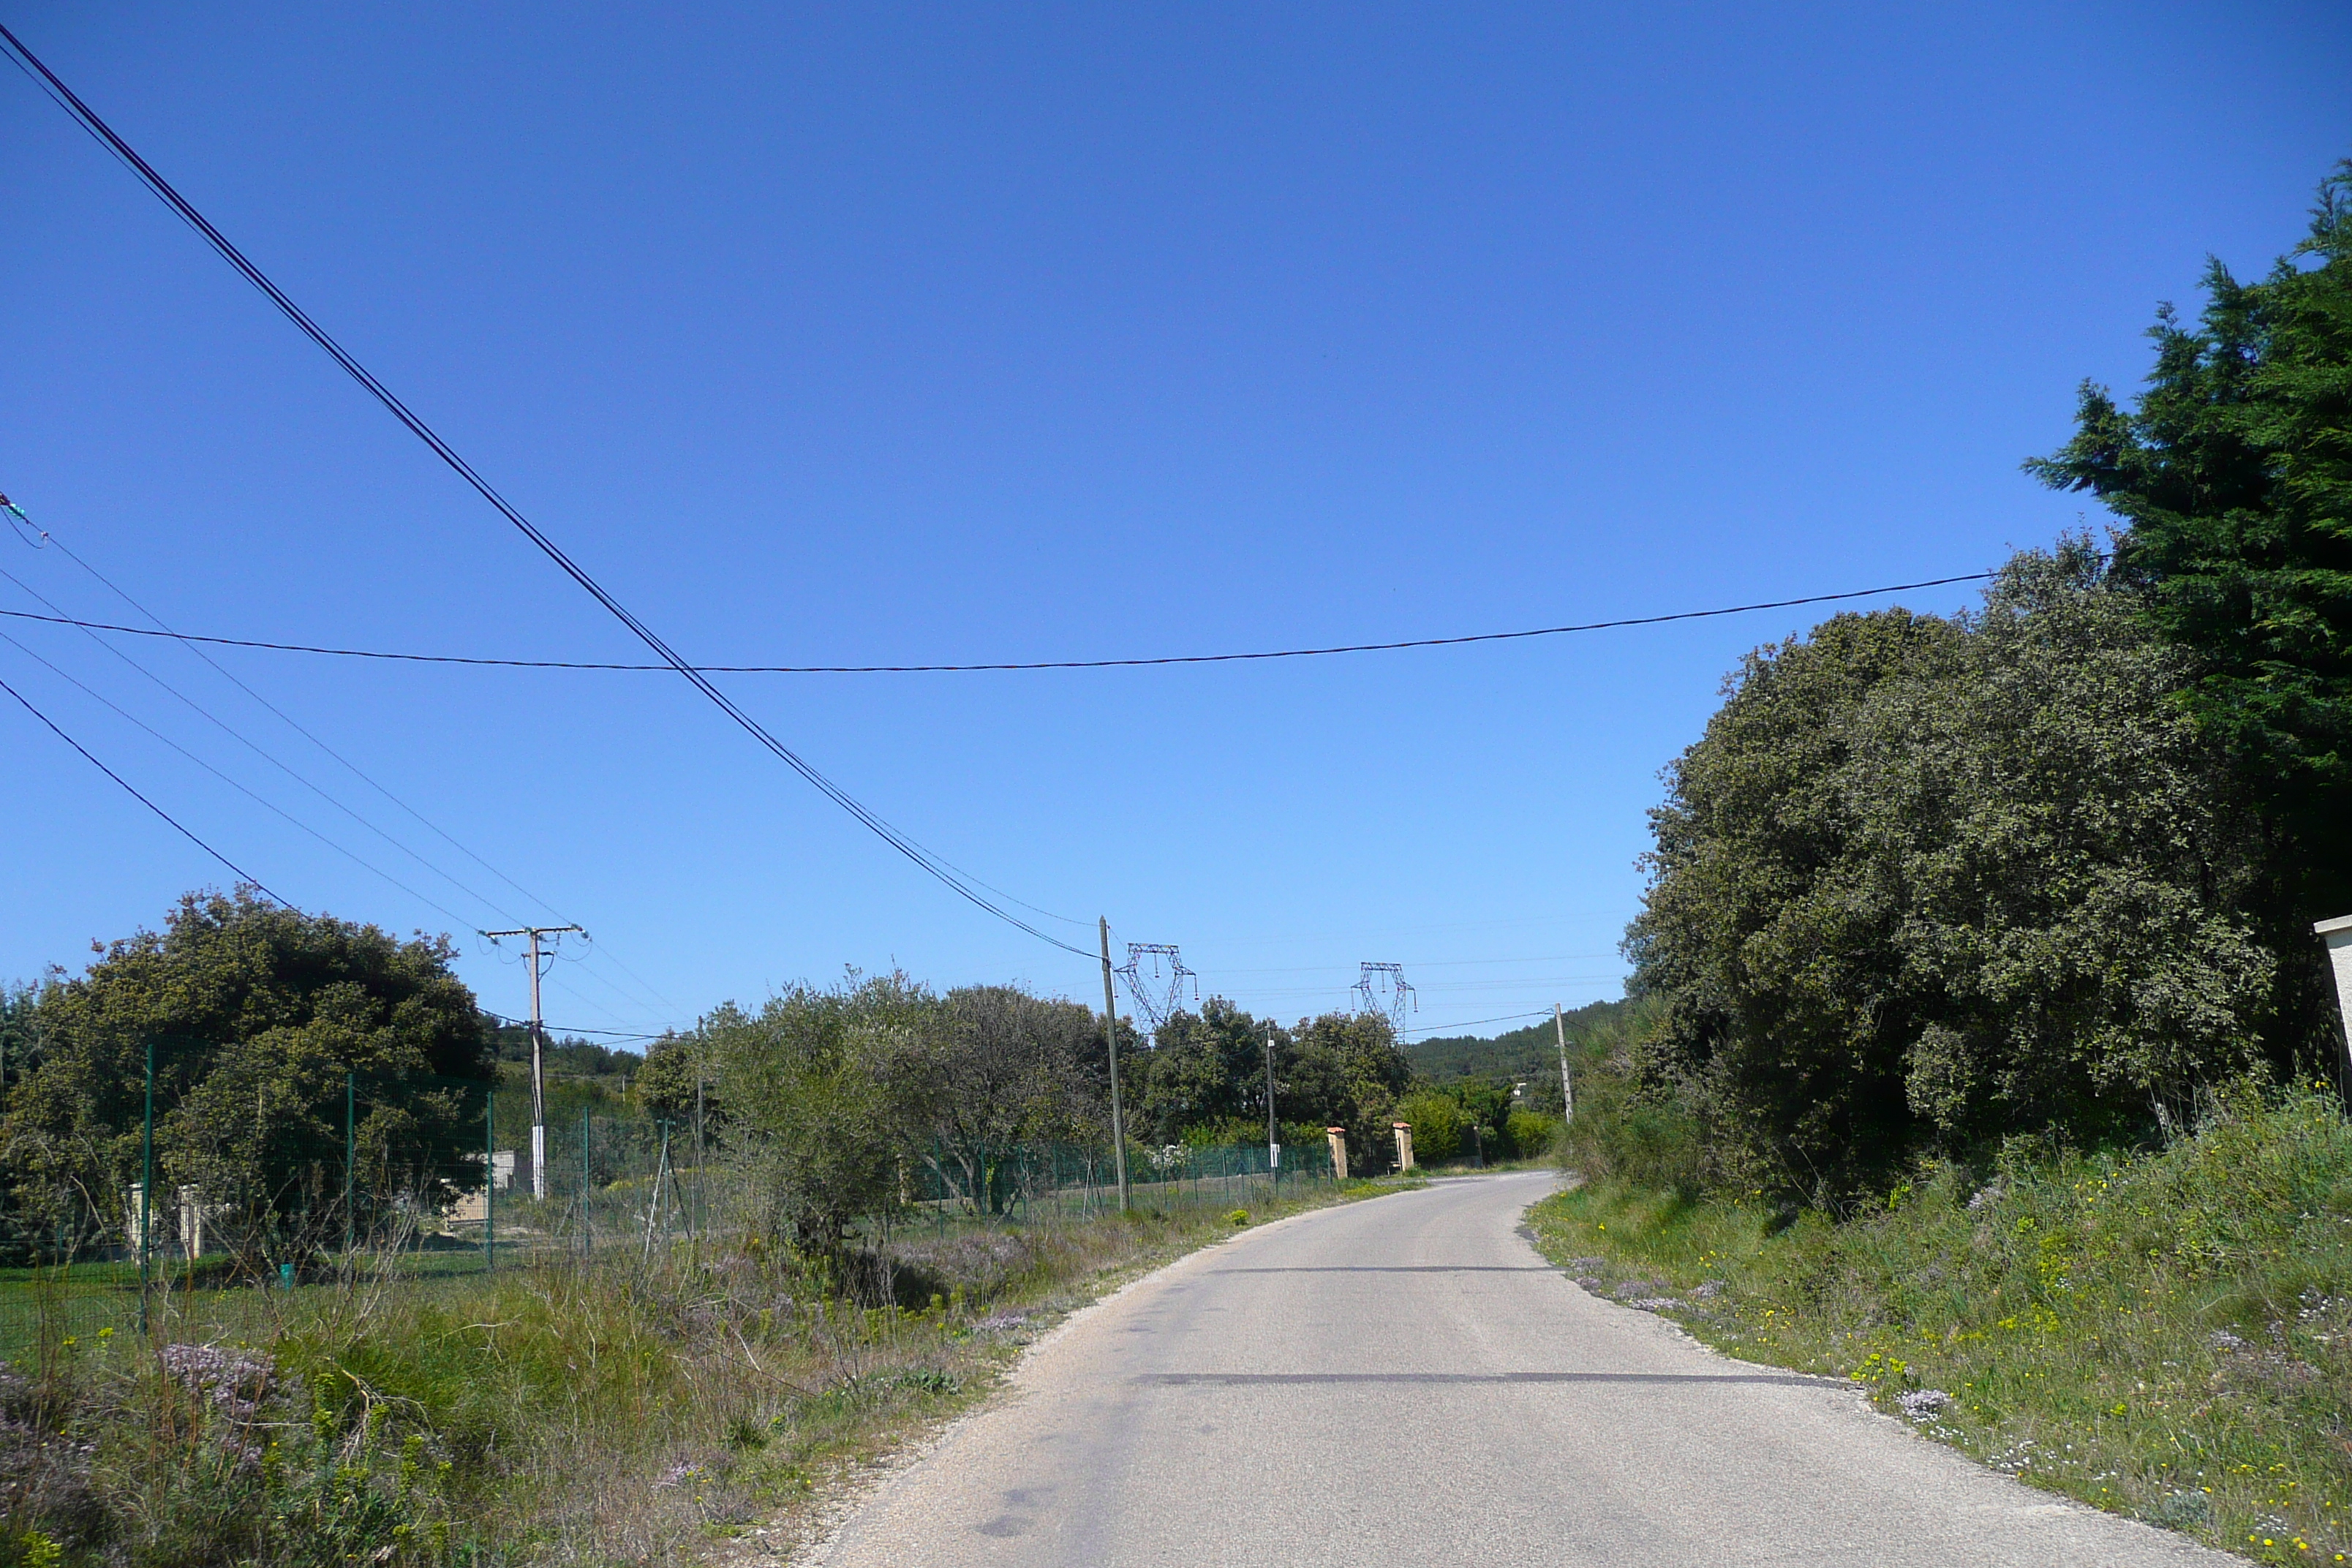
xmin=1285 ymin=1010 xmax=1414 ymax=1173
xmin=1392 ymin=1089 xmax=1463 ymax=1164
xmin=0 ymin=977 xmax=59 ymax=1262
xmin=2028 ymin=162 xmax=2352 ymax=940
xmin=1137 ymin=999 xmax=1273 ymax=1143
xmin=2 ymin=890 xmax=490 ymax=1270
xmin=698 ymin=973 xmax=931 ymax=1254
xmin=923 ymin=983 xmax=1104 ymax=1212
xmin=1120 ymin=1000 xmax=1411 ymax=1169
xmin=1629 ymin=547 xmax=2274 ymax=1196
xmin=636 ymin=1030 xmax=708 ymax=1121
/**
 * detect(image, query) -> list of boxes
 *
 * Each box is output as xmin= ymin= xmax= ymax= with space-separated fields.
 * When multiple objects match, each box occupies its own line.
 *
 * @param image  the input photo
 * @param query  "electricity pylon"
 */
xmin=1354 ymin=962 xmax=1416 ymax=1034
xmin=1116 ymin=943 xmax=1197 ymax=1042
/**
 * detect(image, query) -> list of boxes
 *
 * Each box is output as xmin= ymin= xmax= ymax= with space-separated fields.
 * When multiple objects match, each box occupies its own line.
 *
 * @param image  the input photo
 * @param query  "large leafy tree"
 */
xmin=1 ymin=889 xmax=491 ymax=1267
xmin=1130 ymin=999 xmax=1414 ymax=1169
xmin=698 ymin=973 xmax=934 ymax=1253
xmin=923 ymin=983 xmax=1106 ymax=1211
xmin=1278 ymin=1009 xmax=1414 ymax=1172
xmin=2028 ymin=162 xmax=2352 ymax=925
xmin=1137 ymin=998 xmax=1273 ymax=1142
xmin=1629 ymin=547 xmax=2275 ymax=1196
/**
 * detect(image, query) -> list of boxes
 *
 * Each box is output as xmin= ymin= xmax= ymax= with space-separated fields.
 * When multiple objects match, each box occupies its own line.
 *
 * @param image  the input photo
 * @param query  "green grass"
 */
xmin=1526 ymin=1085 xmax=2352 ymax=1565
xmin=1 ymin=1174 xmax=1417 ymax=1567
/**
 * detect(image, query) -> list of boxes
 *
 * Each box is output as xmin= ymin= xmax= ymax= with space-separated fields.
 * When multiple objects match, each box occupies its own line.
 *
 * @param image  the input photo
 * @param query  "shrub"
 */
xmin=1627 ymin=547 xmax=2276 ymax=1196
xmin=1504 ymin=1112 xmax=1559 ymax=1159
xmin=1392 ymin=1092 xmax=1463 ymax=1164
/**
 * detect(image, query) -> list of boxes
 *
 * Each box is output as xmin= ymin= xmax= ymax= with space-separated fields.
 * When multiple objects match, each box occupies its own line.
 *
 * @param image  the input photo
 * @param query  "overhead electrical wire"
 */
xmin=0 ymin=672 xmax=284 ymax=903
xmin=0 ymin=508 xmax=681 ymax=1021
xmin=0 ymin=627 xmax=484 ymax=929
xmin=3 ymin=600 xmax=667 ymax=1028
xmin=0 ymin=573 xmax=1999 ymax=674
xmin=4 ymin=502 xmax=677 ymax=1030
xmin=1399 ymin=1008 xmax=1557 ymax=1038
xmin=0 ymin=26 xmax=1997 ymax=996
xmin=0 ymin=24 xmax=1091 ymax=961
xmin=0 ymin=562 xmax=521 ymax=921
xmin=481 ymin=1012 xmax=676 ymax=1043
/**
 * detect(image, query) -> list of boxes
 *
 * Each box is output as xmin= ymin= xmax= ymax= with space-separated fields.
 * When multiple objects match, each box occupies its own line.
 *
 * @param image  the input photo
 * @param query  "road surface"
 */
xmin=812 ymin=1171 xmax=2228 ymax=1567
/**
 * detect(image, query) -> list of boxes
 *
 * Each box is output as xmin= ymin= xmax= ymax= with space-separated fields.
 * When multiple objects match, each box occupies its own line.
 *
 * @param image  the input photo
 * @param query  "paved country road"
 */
xmin=810 ymin=1171 xmax=2230 ymax=1567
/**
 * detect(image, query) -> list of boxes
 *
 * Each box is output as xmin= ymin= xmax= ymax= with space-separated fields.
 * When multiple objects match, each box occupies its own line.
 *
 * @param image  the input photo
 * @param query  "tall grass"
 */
xmin=2 ymin=1180 xmax=1400 ymax=1567
xmin=1529 ymin=1083 xmax=2352 ymax=1565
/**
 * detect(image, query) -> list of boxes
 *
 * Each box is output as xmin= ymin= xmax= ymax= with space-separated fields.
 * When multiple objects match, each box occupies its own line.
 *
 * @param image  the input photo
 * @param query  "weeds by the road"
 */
xmin=2 ymin=1178 xmax=1417 ymax=1567
xmin=1526 ymin=1084 xmax=2352 ymax=1567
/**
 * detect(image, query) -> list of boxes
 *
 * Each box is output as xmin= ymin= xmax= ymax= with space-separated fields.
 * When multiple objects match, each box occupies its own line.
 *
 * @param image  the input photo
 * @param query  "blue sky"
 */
xmin=2 ymin=1 xmax=2347 ymax=1044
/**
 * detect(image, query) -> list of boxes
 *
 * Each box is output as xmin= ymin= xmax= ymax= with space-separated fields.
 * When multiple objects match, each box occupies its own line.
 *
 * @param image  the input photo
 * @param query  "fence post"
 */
xmin=137 ymin=1039 xmax=153 ymax=1338
xmin=486 ymin=1088 xmax=497 ymax=1270
xmin=581 ymin=1108 xmax=593 ymax=1255
xmin=344 ymin=1070 xmax=356 ymax=1259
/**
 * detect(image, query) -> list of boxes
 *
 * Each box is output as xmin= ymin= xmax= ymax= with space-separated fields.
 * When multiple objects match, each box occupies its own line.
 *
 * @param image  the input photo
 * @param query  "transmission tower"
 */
xmin=1117 ymin=943 xmax=1197 ymax=1041
xmin=1354 ymin=962 xmax=1417 ymax=1033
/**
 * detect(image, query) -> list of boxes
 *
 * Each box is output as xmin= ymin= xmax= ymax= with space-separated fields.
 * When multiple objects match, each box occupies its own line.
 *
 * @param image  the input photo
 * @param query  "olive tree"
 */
xmin=699 ymin=973 xmax=932 ymax=1254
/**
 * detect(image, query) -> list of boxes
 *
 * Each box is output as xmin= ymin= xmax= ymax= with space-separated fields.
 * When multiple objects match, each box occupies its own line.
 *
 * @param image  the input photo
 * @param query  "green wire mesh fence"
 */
xmin=1 ymin=1051 xmax=1346 ymax=1362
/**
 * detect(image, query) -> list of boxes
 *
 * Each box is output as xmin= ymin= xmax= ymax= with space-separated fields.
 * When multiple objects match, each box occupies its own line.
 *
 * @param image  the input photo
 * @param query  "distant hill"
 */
xmin=1406 ymin=998 xmax=1629 ymax=1086
xmin=485 ymin=1014 xmax=644 ymax=1080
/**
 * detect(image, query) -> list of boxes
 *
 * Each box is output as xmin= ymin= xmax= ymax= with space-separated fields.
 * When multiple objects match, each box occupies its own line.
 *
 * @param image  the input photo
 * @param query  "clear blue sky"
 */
xmin=3 ymin=2 xmax=2347 ymax=1044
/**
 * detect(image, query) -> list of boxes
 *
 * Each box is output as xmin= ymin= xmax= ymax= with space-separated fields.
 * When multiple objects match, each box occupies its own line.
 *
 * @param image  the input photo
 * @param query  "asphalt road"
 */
xmin=812 ymin=1171 xmax=2230 ymax=1567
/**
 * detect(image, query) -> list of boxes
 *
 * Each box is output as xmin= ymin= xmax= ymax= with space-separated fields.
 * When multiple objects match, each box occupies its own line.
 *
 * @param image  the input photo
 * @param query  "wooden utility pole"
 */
xmin=1099 ymin=917 xmax=1130 ymax=1213
xmin=1553 ymin=1002 xmax=1575 ymax=1123
xmin=1264 ymin=1025 xmax=1280 ymax=1176
xmin=486 ymin=924 xmax=582 ymax=1198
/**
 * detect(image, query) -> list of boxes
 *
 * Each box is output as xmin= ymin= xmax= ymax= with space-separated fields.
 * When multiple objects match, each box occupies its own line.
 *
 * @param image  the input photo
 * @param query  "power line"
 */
xmin=0 ymin=628 xmax=483 ymax=928
xmin=0 ymin=573 xmax=1999 ymax=674
xmin=6 ymin=627 xmax=670 ymax=1032
xmin=0 ymin=24 xmax=1090 ymax=962
xmin=0 ymin=672 xmax=284 ymax=903
xmin=480 ymin=1011 xmax=674 ymax=1044
xmin=1 ymin=500 xmax=681 ymax=1020
xmin=1399 ymin=1009 xmax=1557 ymax=1039
xmin=0 ymin=564 xmax=524 ymax=921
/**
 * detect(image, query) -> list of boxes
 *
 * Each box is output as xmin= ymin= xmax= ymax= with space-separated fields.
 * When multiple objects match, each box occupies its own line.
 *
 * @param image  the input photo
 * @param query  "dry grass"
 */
xmin=2 ymin=1177 xmax=1413 ymax=1567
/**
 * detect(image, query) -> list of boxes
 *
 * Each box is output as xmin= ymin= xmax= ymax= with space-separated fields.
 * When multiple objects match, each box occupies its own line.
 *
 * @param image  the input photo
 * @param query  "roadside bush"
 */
xmin=1627 ymin=546 xmax=2276 ymax=1197
xmin=1559 ymin=1073 xmax=1706 ymax=1199
xmin=1392 ymin=1092 xmax=1463 ymax=1165
xmin=1504 ymin=1112 xmax=1560 ymax=1159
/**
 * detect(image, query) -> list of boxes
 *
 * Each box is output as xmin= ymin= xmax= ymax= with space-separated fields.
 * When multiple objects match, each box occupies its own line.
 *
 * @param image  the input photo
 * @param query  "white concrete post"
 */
xmin=2313 ymin=915 xmax=2352 ymax=1081
xmin=1392 ymin=1120 xmax=1415 ymax=1172
xmin=1326 ymin=1127 xmax=1349 ymax=1181
xmin=178 ymin=1185 xmax=206 ymax=1258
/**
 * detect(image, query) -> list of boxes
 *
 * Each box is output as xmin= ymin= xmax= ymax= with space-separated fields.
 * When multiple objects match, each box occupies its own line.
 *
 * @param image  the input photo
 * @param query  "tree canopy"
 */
xmin=2029 ymin=162 xmax=2352 ymax=925
xmin=0 ymin=889 xmax=491 ymax=1264
xmin=1627 ymin=546 xmax=2277 ymax=1197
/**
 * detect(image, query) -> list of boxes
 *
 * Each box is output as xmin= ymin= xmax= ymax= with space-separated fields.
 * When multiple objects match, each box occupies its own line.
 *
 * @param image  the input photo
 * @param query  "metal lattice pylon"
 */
xmin=1353 ymin=962 xmax=1416 ymax=1033
xmin=1117 ymin=943 xmax=1197 ymax=1040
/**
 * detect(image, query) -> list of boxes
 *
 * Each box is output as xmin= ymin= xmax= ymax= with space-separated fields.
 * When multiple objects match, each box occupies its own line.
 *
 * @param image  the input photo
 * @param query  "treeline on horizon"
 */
xmin=0 ymin=894 xmax=1561 ymax=1265
xmin=1601 ymin=162 xmax=2352 ymax=1205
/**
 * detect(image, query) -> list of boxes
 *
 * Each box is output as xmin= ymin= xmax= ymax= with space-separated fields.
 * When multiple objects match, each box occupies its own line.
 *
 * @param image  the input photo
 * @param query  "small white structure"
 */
xmin=448 ymin=1150 xmax=517 ymax=1228
xmin=2314 ymin=916 xmax=2352 ymax=1078
xmin=123 ymin=1184 xmax=223 ymax=1257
